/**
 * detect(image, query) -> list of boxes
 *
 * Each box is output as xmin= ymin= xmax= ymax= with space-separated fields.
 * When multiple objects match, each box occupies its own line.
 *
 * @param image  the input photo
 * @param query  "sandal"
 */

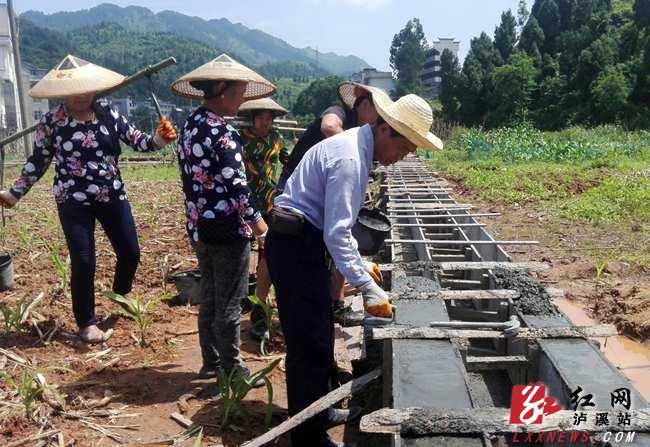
xmin=79 ymin=325 xmax=113 ymax=344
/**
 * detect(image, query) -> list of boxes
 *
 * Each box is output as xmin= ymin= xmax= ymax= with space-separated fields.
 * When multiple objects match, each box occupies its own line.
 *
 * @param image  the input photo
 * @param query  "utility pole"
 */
xmin=7 ymin=0 xmax=31 ymax=157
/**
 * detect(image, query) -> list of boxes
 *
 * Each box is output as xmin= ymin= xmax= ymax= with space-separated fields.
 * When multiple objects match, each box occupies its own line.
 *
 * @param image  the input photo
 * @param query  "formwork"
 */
xmin=355 ymin=156 xmax=650 ymax=446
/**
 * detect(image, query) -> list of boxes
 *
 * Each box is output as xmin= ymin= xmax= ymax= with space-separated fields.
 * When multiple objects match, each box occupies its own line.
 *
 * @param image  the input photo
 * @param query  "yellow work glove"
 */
xmin=360 ymin=281 xmax=393 ymax=318
xmin=363 ymin=261 xmax=383 ymax=286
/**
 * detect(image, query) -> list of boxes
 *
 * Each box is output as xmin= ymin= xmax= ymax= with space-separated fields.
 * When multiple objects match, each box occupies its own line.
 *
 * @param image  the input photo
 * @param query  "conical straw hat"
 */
xmin=373 ymin=93 xmax=444 ymax=151
xmin=238 ymin=97 xmax=288 ymax=118
xmin=337 ymin=81 xmax=392 ymax=110
xmin=171 ymin=54 xmax=276 ymax=100
xmin=29 ymin=55 xmax=125 ymax=99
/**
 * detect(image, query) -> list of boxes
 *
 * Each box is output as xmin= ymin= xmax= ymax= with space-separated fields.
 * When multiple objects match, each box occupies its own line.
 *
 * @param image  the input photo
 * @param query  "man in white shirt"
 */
xmin=266 ymin=93 xmax=443 ymax=447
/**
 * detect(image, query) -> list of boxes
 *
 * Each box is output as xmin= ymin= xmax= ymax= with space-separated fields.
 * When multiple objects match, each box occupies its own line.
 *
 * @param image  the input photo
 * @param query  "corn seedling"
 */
xmin=103 ymin=292 xmax=159 ymax=346
xmin=1 ymin=371 xmax=42 ymax=419
xmin=247 ymin=294 xmax=278 ymax=356
xmin=0 ymin=293 xmax=43 ymax=334
xmin=216 ymin=358 xmax=280 ymax=428
xmin=42 ymin=238 xmax=70 ymax=299
xmin=594 ymin=259 xmax=609 ymax=289
xmin=0 ymin=298 xmax=29 ymax=333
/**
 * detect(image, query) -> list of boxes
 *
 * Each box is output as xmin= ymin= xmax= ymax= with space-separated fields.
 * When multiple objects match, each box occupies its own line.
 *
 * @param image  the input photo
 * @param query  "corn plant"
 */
xmin=247 ymin=294 xmax=278 ymax=356
xmin=0 ymin=369 xmax=66 ymax=419
xmin=216 ymin=358 xmax=280 ymax=428
xmin=104 ymin=292 xmax=158 ymax=346
xmin=42 ymin=238 xmax=70 ymax=299
xmin=594 ymin=260 xmax=609 ymax=289
xmin=0 ymin=298 xmax=29 ymax=333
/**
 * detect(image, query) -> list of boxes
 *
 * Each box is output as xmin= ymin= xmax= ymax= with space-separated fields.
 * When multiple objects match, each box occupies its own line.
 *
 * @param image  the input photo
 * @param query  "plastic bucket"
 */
xmin=352 ymin=208 xmax=392 ymax=256
xmin=0 ymin=253 xmax=14 ymax=292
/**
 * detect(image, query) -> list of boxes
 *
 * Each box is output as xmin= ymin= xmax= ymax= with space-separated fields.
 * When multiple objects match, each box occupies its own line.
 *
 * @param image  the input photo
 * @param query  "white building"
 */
xmin=0 ymin=3 xmax=22 ymax=130
xmin=109 ymin=97 xmax=137 ymax=118
xmin=421 ymin=38 xmax=460 ymax=98
xmin=23 ymin=62 xmax=49 ymax=122
xmin=350 ymin=68 xmax=395 ymax=96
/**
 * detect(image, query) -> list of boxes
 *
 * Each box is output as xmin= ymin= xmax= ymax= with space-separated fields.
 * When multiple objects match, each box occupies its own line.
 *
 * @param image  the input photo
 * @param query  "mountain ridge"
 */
xmin=21 ymin=3 xmax=370 ymax=76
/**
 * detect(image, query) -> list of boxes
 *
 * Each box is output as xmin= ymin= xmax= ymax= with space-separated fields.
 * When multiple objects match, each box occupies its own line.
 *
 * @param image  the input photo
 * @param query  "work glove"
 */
xmin=360 ymin=280 xmax=393 ymax=318
xmin=0 ymin=190 xmax=18 ymax=208
xmin=363 ymin=261 xmax=383 ymax=286
xmin=153 ymin=117 xmax=178 ymax=148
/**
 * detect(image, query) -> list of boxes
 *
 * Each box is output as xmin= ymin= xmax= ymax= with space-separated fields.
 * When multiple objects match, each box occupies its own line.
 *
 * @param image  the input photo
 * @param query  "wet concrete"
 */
xmin=492 ymin=268 xmax=559 ymax=316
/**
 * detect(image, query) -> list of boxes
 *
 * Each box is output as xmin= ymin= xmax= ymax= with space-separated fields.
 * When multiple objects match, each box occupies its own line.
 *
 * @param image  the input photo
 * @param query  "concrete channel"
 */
xmin=362 ymin=156 xmax=650 ymax=446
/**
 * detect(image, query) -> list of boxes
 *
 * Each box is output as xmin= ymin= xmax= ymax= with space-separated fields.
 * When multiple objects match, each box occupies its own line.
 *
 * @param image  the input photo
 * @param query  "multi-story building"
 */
xmin=350 ymin=68 xmax=395 ymax=95
xmin=421 ymin=37 xmax=460 ymax=98
xmin=0 ymin=3 xmax=22 ymax=130
xmin=109 ymin=97 xmax=137 ymax=118
xmin=22 ymin=62 xmax=49 ymax=122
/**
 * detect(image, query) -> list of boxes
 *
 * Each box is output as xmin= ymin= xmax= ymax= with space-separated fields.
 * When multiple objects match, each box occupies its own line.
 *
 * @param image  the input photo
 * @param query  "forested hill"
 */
xmin=18 ymin=19 xmax=328 ymax=106
xmin=21 ymin=3 xmax=370 ymax=76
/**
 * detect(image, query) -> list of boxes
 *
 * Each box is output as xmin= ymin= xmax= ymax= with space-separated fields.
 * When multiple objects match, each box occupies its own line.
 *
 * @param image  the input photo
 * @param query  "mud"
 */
xmin=492 ymin=268 xmax=559 ymax=316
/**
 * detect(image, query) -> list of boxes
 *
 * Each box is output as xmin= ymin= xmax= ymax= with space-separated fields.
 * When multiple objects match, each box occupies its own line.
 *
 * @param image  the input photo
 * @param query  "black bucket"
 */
xmin=352 ymin=208 xmax=392 ymax=256
xmin=0 ymin=253 xmax=14 ymax=292
xmin=169 ymin=270 xmax=202 ymax=305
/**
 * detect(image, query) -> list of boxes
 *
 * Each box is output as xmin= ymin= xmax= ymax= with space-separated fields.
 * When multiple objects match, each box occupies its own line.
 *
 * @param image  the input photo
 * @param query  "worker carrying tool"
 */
xmin=265 ymin=93 xmax=443 ymax=446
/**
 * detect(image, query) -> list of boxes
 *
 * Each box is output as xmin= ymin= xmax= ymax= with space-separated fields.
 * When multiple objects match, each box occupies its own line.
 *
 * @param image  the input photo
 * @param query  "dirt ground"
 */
xmin=0 ymin=176 xmax=297 ymax=446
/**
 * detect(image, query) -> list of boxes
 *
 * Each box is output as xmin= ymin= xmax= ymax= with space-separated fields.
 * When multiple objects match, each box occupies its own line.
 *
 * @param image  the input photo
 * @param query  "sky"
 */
xmin=15 ymin=0 xmax=521 ymax=70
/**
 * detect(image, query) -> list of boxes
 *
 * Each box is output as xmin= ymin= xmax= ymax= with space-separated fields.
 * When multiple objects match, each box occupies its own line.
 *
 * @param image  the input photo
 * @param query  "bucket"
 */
xmin=0 ymin=253 xmax=14 ymax=292
xmin=352 ymin=208 xmax=392 ymax=256
xmin=169 ymin=270 xmax=202 ymax=305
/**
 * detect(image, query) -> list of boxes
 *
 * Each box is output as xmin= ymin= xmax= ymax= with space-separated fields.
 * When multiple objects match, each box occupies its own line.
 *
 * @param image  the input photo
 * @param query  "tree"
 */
xmin=535 ymin=0 xmax=561 ymax=53
xmin=439 ymin=49 xmax=462 ymax=120
xmin=487 ymin=52 xmax=538 ymax=126
xmin=389 ymin=18 xmax=427 ymax=96
xmin=591 ymin=66 xmax=631 ymax=123
xmin=517 ymin=0 xmax=531 ymax=32
xmin=518 ymin=16 xmax=545 ymax=55
xmin=495 ymin=10 xmax=518 ymax=62
xmin=292 ymin=75 xmax=344 ymax=117
xmin=634 ymin=0 xmax=650 ymax=26
xmin=458 ymin=33 xmax=503 ymax=125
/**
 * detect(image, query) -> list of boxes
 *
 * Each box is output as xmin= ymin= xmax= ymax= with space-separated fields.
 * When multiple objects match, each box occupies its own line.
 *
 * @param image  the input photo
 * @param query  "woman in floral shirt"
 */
xmin=171 ymin=54 xmax=275 ymax=380
xmin=0 ymin=56 xmax=176 ymax=343
xmin=238 ymin=98 xmax=289 ymax=340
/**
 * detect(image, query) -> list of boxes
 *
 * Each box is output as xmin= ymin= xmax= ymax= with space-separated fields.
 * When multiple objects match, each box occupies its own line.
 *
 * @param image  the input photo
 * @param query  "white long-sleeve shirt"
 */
xmin=274 ymin=125 xmax=374 ymax=288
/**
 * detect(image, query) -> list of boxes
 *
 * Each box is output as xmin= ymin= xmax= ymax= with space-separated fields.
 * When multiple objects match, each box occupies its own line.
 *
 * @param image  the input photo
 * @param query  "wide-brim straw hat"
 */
xmin=238 ymin=97 xmax=288 ymax=118
xmin=29 ymin=55 xmax=125 ymax=99
xmin=337 ymin=81 xmax=391 ymax=110
xmin=373 ymin=93 xmax=444 ymax=151
xmin=171 ymin=54 xmax=276 ymax=100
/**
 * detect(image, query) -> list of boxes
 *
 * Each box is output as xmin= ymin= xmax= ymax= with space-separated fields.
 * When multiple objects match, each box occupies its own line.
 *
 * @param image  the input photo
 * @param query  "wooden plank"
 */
xmin=439 ymin=262 xmax=550 ymax=272
xmin=389 ymin=289 xmax=520 ymax=301
xmin=546 ymin=287 xmax=565 ymax=299
xmin=360 ymin=408 xmax=650 ymax=435
xmin=334 ymin=324 xmax=353 ymax=378
xmin=242 ymin=369 xmax=381 ymax=447
xmin=341 ymin=326 xmax=365 ymax=361
xmin=465 ymin=355 xmax=528 ymax=372
xmin=372 ymin=324 xmax=618 ymax=340
xmin=385 ymin=239 xmax=539 ymax=246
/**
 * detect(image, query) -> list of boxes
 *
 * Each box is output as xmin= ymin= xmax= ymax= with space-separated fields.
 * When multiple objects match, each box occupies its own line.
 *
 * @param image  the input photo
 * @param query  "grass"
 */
xmin=427 ymin=124 xmax=650 ymax=267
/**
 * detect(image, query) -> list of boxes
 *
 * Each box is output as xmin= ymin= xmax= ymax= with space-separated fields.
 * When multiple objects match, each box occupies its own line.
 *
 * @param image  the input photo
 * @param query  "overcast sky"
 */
xmin=15 ymin=0 xmax=521 ymax=70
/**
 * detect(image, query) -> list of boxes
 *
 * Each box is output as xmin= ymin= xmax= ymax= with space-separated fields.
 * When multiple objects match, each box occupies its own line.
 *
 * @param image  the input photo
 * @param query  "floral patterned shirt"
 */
xmin=10 ymin=103 xmax=156 ymax=206
xmin=240 ymin=127 xmax=289 ymax=216
xmin=177 ymin=107 xmax=261 ymax=243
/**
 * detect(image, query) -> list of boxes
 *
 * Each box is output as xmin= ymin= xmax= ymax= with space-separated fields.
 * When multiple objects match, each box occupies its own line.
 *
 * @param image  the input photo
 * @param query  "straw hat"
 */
xmin=171 ymin=54 xmax=276 ymax=100
xmin=29 ymin=55 xmax=125 ymax=99
xmin=337 ymin=81 xmax=391 ymax=110
xmin=238 ymin=97 xmax=288 ymax=118
xmin=373 ymin=93 xmax=444 ymax=151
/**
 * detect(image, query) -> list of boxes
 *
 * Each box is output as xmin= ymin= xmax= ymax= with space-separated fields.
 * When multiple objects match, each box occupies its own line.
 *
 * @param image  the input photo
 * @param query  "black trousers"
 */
xmin=57 ymin=199 xmax=140 ymax=329
xmin=266 ymin=222 xmax=334 ymax=446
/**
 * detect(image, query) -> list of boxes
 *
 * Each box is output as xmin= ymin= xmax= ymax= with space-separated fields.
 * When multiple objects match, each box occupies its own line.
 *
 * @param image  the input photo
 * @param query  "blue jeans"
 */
xmin=58 ymin=199 xmax=140 ymax=329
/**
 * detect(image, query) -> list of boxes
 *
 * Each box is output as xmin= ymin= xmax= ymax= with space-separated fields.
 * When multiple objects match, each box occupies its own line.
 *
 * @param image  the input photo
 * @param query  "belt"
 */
xmin=268 ymin=207 xmax=305 ymax=236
